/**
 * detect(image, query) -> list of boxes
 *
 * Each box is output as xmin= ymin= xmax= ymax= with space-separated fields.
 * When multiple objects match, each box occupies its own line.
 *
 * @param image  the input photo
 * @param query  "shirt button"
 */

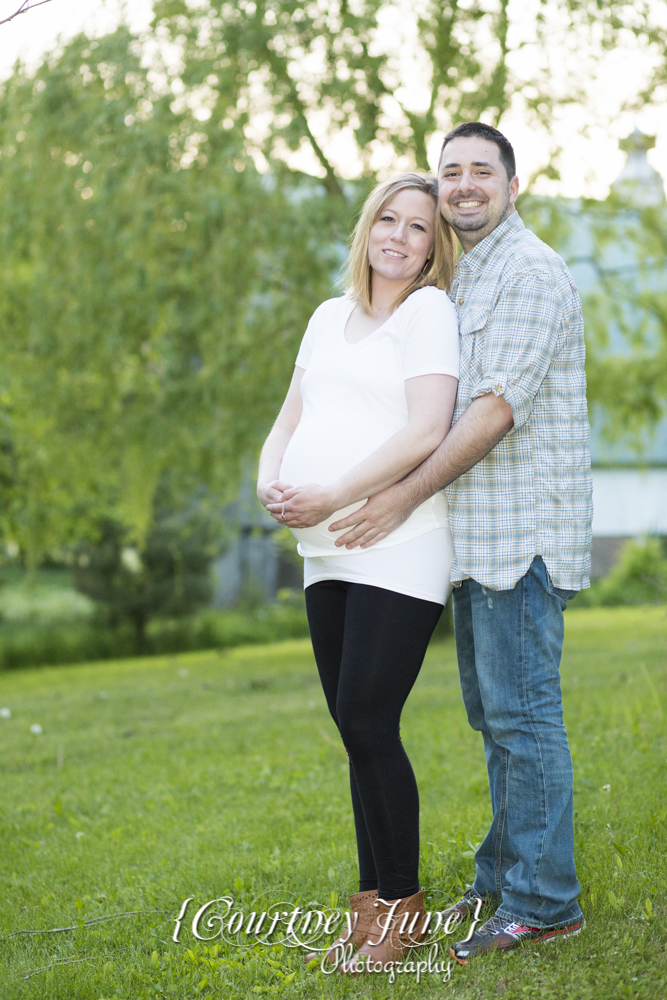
xmin=495 ymin=383 xmax=503 ymax=394
xmin=458 ymin=298 xmax=464 ymax=305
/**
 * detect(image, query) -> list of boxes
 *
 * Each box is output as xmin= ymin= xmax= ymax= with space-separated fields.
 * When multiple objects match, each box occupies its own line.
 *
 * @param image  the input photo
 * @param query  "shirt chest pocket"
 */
xmin=458 ymin=305 xmax=491 ymax=338
xmin=458 ymin=307 xmax=492 ymax=364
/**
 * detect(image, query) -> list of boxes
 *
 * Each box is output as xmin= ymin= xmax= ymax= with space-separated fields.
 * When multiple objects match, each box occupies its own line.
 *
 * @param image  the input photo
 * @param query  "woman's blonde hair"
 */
xmin=344 ymin=172 xmax=457 ymax=314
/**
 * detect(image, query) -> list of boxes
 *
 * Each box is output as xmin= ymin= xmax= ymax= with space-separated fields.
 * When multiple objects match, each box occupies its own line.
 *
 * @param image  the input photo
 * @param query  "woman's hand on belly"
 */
xmin=266 ymin=483 xmax=338 ymax=528
xmin=257 ymin=479 xmax=293 ymax=508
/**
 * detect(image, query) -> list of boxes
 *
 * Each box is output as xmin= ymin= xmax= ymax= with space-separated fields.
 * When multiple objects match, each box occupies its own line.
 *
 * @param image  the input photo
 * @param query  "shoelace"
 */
xmin=459 ymin=889 xmax=483 ymax=906
xmin=480 ymin=914 xmax=511 ymax=937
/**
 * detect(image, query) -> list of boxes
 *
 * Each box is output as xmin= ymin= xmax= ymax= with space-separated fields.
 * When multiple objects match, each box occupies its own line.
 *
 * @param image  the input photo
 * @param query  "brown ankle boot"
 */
xmin=345 ymin=888 xmax=429 ymax=971
xmin=304 ymin=889 xmax=378 ymax=964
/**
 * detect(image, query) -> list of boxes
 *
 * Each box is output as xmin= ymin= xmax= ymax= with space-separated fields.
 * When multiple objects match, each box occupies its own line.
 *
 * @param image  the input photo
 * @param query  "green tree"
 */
xmin=73 ymin=493 xmax=226 ymax=648
xmin=520 ymin=182 xmax=667 ymax=445
xmin=151 ymin=0 xmax=667 ymax=183
xmin=1 ymin=2 xmax=666 ymax=563
xmin=0 ymin=27 xmax=344 ymax=559
xmin=579 ymin=196 xmax=667 ymax=443
xmin=152 ymin=0 xmax=667 ymax=442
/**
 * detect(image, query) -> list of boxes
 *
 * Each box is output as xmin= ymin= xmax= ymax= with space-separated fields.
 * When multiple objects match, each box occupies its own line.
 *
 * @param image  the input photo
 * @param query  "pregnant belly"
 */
xmin=279 ymin=419 xmax=448 ymax=557
xmin=279 ymin=414 xmax=399 ymax=491
xmin=279 ymin=425 xmax=372 ymax=555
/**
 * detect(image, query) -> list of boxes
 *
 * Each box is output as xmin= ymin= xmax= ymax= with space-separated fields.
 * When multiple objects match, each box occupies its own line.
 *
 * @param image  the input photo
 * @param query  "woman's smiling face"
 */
xmin=367 ymin=188 xmax=435 ymax=286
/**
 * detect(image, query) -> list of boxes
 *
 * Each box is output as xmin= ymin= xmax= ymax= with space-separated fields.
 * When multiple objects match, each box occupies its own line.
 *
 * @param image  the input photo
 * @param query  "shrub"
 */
xmin=575 ymin=537 xmax=667 ymax=607
xmin=0 ymin=596 xmax=309 ymax=671
xmin=0 ymin=569 xmax=94 ymax=624
xmin=74 ymin=502 xmax=227 ymax=648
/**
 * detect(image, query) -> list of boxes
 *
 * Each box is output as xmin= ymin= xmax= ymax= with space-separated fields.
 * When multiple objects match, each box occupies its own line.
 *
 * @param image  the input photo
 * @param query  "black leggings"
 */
xmin=305 ymin=580 xmax=442 ymax=901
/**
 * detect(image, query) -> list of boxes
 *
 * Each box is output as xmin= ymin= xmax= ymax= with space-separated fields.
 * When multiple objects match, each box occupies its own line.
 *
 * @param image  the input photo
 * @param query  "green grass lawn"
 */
xmin=1 ymin=606 xmax=666 ymax=999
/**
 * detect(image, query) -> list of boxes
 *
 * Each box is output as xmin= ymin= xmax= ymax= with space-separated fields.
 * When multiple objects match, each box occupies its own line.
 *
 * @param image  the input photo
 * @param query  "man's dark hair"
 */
xmin=439 ymin=122 xmax=516 ymax=181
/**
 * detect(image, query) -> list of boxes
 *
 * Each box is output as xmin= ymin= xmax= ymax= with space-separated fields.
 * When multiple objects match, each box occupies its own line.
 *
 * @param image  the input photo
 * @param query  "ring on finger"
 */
xmin=281 ymin=501 xmax=286 ymax=520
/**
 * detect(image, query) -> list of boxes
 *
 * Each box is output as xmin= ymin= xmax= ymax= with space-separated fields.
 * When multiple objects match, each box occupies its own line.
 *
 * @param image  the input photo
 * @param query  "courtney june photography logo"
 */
xmin=171 ymin=894 xmax=483 ymax=980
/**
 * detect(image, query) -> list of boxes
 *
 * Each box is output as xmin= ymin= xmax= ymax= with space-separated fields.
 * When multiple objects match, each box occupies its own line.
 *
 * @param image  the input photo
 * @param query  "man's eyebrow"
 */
xmin=440 ymin=160 xmax=495 ymax=170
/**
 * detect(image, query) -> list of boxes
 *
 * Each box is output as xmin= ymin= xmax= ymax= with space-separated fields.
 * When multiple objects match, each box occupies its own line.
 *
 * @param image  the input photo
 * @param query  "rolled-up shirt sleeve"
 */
xmin=469 ymin=272 xmax=562 ymax=431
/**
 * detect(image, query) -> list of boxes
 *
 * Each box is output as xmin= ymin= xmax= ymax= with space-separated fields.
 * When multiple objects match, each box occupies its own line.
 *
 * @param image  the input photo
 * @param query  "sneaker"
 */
xmin=448 ymin=888 xmax=493 ymax=920
xmin=451 ymin=912 xmax=585 ymax=964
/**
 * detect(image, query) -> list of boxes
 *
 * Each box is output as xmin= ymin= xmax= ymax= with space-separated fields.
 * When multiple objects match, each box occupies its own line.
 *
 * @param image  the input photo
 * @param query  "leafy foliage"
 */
xmin=73 ymin=498 xmax=225 ymax=644
xmin=0 ymin=597 xmax=309 ymax=669
xmin=577 ymin=538 xmax=667 ymax=608
xmin=0 ymin=28 xmax=344 ymax=558
xmin=581 ymin=198 xmax=667 ymax=441
xmin=520 ymin=190 xmax=667 ymax=441
xmin=1 ymin=3 xmax=667 ymax=560
xmin=151 ymin=0 xmax=667 ymax=180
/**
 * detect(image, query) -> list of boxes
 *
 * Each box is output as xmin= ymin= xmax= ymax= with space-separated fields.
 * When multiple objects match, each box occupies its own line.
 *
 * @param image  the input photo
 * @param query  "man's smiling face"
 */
xmin=438 ymin=136 xmax=519 ymax=251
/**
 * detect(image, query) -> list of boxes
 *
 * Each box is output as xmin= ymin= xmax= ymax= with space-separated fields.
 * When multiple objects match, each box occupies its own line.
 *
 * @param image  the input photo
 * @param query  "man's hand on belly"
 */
xmin=266 ymin=483 xmax=336 ymax=528
xmin=329 ymin=480 xmax=420 ymax=549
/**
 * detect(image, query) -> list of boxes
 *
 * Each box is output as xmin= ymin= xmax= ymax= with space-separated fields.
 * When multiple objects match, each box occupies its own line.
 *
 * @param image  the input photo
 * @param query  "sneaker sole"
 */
xmin=533 ymin=919 xmax=585 ymax=943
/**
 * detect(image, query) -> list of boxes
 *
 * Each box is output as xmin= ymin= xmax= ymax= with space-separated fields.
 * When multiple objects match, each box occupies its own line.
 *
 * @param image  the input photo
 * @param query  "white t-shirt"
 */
xmin=280 ymin=286 xmax=459 ymax=557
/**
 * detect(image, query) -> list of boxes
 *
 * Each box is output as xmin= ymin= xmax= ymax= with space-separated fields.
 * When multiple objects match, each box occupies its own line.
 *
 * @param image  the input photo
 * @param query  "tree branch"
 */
xmin=0 ymin=0 xmax=54 ymax=28
xmin=1 ymin=908 xmax=171 ymax=940
xmin=263 ymin=48 xmax=344 ymax=198
xmin=299 ymin=115 xmax=345 ymax=198
xmin=14 ymin=948 xmax=129 ymax=981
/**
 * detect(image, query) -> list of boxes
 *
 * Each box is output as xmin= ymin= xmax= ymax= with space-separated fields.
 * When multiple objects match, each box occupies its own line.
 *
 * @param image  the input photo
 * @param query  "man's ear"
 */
xmin=509 ymin=174 xmax=519 ymax=207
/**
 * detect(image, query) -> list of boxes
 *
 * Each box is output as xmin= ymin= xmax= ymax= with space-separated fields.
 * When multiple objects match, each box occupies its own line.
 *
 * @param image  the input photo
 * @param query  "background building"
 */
xmin=566 ymin=131 xmax=667 ymax=575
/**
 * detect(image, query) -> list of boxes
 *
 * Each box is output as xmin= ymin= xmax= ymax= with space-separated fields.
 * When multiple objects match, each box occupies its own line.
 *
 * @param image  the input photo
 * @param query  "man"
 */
xmin=329 ymin=121 xmax=593 ymax=961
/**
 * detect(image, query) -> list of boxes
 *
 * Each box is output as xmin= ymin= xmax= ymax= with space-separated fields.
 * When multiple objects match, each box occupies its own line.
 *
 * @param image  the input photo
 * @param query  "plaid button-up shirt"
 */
xmin=445 ymin=211 xmax=592 ymax=592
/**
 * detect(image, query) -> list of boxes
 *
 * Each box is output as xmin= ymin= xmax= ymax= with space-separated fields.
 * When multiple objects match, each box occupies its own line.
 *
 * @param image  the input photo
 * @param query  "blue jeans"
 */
xmin=452 ymin=556 xmax=582 ymax=928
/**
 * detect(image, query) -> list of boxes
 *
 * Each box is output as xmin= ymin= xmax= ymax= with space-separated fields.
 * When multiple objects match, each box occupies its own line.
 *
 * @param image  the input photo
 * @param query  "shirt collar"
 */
xmin=454 ymin=210 xmax=524 ymax=277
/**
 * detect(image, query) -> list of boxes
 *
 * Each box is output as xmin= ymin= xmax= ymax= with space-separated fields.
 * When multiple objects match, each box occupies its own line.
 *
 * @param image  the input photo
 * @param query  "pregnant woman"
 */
xmin=257 ymin=173 xmax=459 ymax=970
